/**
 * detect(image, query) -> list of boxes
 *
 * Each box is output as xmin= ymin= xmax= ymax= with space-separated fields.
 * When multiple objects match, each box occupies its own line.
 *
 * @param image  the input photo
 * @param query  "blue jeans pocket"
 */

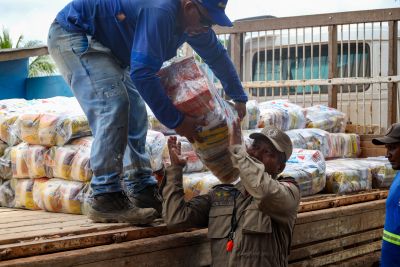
xmin=71 ymin=35 xmax=89 ymax=57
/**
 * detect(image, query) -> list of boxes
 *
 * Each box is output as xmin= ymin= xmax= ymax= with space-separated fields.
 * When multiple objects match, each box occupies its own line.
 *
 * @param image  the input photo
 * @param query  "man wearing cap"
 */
xmin=162 ymin=123 xmax=300 ymax=266
xmin=47 ymin=0 xmax=248 ymax=223
xmin=372 ymin=123 xmax=400 ymax=267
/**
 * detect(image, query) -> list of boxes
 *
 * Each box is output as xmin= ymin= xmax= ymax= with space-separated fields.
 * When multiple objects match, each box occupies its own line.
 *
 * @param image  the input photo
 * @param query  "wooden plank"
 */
xmin=289 ymin=240 xmax=381 ymax=267
xmin=0 ymin=229 xmax=210 ymax=267
xmin=0 ymin=46 xmax=48 ymax=62
xmin=296 ymin=199 xmax=385 ymax=224
xmin=230 ymin=33 xmax=242 ymax=77
xmin=328 ymin=25 xmax=338 ymax=109
xmin=0 ymin=223 xmax=128 ymax=246
xmin=0 ymin=215 xmax=85 ymax=231
xmin=0 ymin=225 xmax=182 ymax=261
xmin=298 ymin=190 xmax=388 ymax=213
xmin=214 ymin=8 xmax=400 ymax=34
xmin=289 ymin=228 xmax=383 ymax=261
xmin=293 ymin=201 xmax=385 ymax=246
xmin=326 ymin=251 xmax=381 ymax=267
xmin=0 ymin=212 xmax=81 ymax=225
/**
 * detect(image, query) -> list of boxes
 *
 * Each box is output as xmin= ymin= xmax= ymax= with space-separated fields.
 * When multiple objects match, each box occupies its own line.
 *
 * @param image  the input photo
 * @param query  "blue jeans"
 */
xmin=47 ymin=21 xmax=156 ymax=196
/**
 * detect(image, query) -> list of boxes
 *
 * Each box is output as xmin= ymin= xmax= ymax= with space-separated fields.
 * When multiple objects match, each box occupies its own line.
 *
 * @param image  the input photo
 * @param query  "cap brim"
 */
xmin=207 ymin=9 xmax=233 ymax=27
xmin=372 ymin=136 xmax=400 ymax=145
xmin=249 ymin=132 xmax=284 ymax=153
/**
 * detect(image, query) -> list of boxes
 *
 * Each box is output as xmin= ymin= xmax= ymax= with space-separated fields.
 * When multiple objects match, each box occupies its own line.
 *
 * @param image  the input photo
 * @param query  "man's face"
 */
xmin=247 ymin=138 xmax=284 ymax=176
xmin=182 ymin=0 xmax=214 ymax=36
xmin=385 ymin=142 xmax=400 ymax=170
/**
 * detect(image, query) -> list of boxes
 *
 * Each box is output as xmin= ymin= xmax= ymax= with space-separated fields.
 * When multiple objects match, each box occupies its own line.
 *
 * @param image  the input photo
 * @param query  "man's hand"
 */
xmin=234 ymin=102 xmax=247 ymax=121
xmin=230 ymin=118 xmax=243 ymax=146
xmin=167 ymin=136 xmax=187 ymax=167
xmin=174 ymin=115 xmax=206 ymax=143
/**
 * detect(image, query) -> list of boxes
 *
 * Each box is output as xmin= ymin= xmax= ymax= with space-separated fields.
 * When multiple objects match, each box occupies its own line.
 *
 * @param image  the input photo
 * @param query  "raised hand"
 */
xmin=167 ymin=136 xmax=187 ymax=167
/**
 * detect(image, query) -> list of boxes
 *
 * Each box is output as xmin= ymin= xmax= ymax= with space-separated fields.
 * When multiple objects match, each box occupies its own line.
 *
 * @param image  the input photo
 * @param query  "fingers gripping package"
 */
xmin=159 ymin=57 xmax=239 ymax=183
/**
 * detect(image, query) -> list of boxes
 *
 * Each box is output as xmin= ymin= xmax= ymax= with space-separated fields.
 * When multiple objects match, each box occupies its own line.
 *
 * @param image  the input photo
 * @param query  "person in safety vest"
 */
xmin=162 ymin=121 xmax=300 ymax=266
xmin=48 ymin=0 xmax=247 ymax=224
xmin=373 ymin=123 xmax=400 ymax=267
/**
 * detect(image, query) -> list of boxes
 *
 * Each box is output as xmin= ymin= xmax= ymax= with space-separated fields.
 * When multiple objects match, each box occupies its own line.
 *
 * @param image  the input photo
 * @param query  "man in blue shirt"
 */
xmin=373 ymin=123 xmax=400 ymax=267
xmin=47 ymin=0 xmax=248 ymax=224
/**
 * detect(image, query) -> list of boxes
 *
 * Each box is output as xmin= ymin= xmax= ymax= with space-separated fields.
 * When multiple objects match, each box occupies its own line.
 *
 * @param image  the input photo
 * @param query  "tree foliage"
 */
xmin=0 ymin=27 xmax=56 ymax=77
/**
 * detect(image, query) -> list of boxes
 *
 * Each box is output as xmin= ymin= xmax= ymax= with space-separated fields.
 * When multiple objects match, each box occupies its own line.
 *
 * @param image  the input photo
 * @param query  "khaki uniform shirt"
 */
xmin=162 ymin=145 xmax=300 ymax=267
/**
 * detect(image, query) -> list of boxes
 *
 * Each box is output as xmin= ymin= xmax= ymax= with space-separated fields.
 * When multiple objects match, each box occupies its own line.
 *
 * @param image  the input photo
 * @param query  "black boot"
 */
xmin=86 ymin=191 xmax=157 ymax=224
xmin=125 ymin=185 xmax=163 ymax=215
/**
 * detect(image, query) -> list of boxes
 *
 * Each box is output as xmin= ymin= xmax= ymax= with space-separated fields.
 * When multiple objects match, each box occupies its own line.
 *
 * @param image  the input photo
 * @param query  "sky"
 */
xmin=0 ymin=0 xmax=399 ymax=45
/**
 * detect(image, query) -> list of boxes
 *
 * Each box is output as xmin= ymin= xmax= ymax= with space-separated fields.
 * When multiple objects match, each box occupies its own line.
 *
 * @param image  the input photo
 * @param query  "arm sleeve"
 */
xmin=130 ymin=8 xmax=184 ymax=129
xmin=187 ymin=30 xmax=248 ymax=102
xmin=162 ymin=166 xmax=211 ymax=229
xmin=230 ymin=145 xmax=300 ymax=224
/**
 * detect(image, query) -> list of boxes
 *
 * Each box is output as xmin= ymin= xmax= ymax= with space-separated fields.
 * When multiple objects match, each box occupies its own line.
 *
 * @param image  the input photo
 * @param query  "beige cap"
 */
xmin=249 ymin=126 xmax=293 ymax=161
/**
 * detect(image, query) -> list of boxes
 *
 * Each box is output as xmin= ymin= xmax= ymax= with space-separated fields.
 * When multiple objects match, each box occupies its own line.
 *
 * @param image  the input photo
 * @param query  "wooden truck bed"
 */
xmin=0 ymin=190 xmax=387 ymax=267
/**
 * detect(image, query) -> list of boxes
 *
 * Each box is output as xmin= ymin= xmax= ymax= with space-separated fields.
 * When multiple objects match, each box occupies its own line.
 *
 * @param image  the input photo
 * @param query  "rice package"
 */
xmin=0 ymin=99 xmax=32 ymax=146
xmin=286 ymin=128 xmax=331 ymax=158
xmin=159 ymin=57 xmax=239 ymax=183
xmin=282 ymin=149 xmax=326 ymax=196
xmin=325 ymin=159 xmax=372 ymax=194
xmin=241 ymin=100 xmax=260 ymax=130
xmin=14 ymin=97 xmax=91 ymax=146
xmin=258 ymin=100 xmax=306 ymax=131
xmin=329 ymin=133 xmax=361 ymax=158
xmin=305 ymin=105 xmax=347 ymax=133
xmin=45 ymin=137 xmax=92 ymax=182
xmin=0 ymin=179 xmax=15 ymax=208
xmin=358 ymin=157 xmax=396 ymax=188
xmin=183 ymin=171 xmax=221 ymax=201
xmin=33 ymin=178 xmax=87 ymax=214
xmin=0 ymin=147 xmax=12 ymax=179
xmin=11 ymin=143 xmax=47 ymax=179
xmin=14 ymin=178 xmax=40 ymax=210
xmin=146 ymin=130 xmax=166 ymax=172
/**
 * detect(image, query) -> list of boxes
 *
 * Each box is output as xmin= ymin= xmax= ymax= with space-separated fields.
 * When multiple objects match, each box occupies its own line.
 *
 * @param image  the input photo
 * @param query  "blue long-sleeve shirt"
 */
xmin=55 ymin=0 xmax=248 ymax=129
xmin=381 ymin=171 xmax=400 ymax=267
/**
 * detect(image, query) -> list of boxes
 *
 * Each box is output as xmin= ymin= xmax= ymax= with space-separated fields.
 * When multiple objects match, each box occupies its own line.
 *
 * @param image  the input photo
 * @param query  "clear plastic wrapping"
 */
xmin=241 ymin=100 xmax=260 ymax=130
xmin=258 ymin=100 xmax=306 ymax=131
xmin=358 ymin=157 xmax=396 ymax=188
xmin=286 ymin=128 xmax=331 ymax=158
xmin=159 ymin=57 xmax=239 ymax=183
xmin=305 ymin=105 xmax=347 ymax=133
xmin=325 ymin=159 xmax=372 ymax=194
xmin=13 ymin=178 xmax=40 ymax=210
xmin=182 ymin=171 xmax=221 ymax=201
xmin=0 ymin=179 xmax=15 ymax=207
xmin=11 ymin=143 xmax=47 ymax=179
xmin=33 ymin=178 xmax=87 ymax=214
xmin=45 ymin=137 xmax=93 ymax=182
xmin=146 ymin=130 xmax=167 ymax=172
xmin=282 ymin=149 xmax=326 ymax=197
xmin=287 ymin=128 xmax=360 ymax=159
xmin=329 ymin=133 xmax=360 ymax=158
